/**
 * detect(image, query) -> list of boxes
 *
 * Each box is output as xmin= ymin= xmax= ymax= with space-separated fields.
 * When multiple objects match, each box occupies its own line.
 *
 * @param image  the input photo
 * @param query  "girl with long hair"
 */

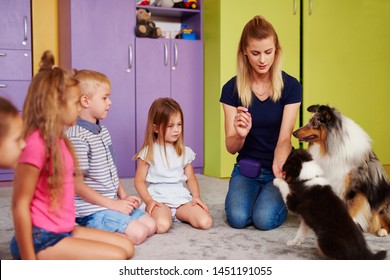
xmin=10 ymin=51 xmax=134 ymax=259
xmin=134 ymin=97 xmax=212 ymax=233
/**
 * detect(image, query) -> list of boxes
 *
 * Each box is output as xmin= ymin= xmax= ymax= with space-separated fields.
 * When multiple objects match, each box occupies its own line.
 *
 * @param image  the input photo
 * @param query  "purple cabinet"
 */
xmin=0 ymin=0 xmax=31 ymax=50
xmin=135 ymin=38 xmax=204 ymax=171
xmin=0 ymin=0 xmax=32 ymax=181
xmin=59 ymin=0 xmax=136 ymax=177
xmin=59 ymin=0 xmax=204 ymax=177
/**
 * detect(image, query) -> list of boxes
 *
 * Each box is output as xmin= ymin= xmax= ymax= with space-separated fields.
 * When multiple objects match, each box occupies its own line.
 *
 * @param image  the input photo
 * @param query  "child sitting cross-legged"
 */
xmin=67 ymin=69 xmax=156 ymax=245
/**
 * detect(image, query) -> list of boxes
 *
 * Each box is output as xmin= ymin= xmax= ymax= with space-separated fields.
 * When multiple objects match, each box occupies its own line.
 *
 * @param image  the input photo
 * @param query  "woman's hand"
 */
xmin=272 ymin=160 xmax=285 ymax=179
xmin=234 ymin=106 xmax=252 ymax=138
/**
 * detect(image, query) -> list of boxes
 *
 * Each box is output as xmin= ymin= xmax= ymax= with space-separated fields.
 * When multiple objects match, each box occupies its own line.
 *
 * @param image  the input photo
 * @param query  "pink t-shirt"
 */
xmin=18 ymin=130 xmax=76 ymax=233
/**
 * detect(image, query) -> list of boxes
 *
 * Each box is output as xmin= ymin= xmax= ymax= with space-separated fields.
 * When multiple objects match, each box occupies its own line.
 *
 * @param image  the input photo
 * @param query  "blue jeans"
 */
xmin=10 ymin=226 xmax=72 ymax=260
xmin=76 ymin=208 xmax=146 ymax=233
xmin=225 ymin=164 xmax=287 ymax=230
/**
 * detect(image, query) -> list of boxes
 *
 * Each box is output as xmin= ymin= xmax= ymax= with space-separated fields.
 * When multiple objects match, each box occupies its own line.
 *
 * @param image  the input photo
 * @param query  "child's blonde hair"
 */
xmin=236 ymin=15 xmax=284 ymax=107
xmin=135 ymin=97 xmax=185 ymax=165
xmin=0 ymin=97 xmax=19 ymax=144
xmin=72 ymin=69 xmax=111 ymax=97
xmin=22 ymin=50 xmax=80 ymax=209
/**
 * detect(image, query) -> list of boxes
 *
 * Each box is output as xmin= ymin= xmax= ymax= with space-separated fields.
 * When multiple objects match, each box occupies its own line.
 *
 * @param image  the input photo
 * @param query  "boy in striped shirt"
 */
xmin=67 ymin=70 xmax=156 ymax=245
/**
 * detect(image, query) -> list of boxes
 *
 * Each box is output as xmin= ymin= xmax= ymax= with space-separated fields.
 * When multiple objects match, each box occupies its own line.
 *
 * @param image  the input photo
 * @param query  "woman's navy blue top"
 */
xmin=220 ymin=72 xmax=302 ymax=169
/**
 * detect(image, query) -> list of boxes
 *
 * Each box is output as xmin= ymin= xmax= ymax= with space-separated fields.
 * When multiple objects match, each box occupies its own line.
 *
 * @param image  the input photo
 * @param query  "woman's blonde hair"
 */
xmin=134 ymin=97 xmax=185 ymax=165
xmin=236 ymin=15 xmax=284 ymax=107
xmin=72 ymin=69 xmax=111 ymax=97
xmin=22 ymin=50 xmax=80 ymax=209
xmin=0 ymin=97 xmax=19 ymax=144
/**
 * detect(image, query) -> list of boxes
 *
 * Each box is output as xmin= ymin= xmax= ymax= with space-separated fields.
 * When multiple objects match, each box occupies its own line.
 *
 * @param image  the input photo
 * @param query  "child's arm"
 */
xmin=74 ymin=176 xmax=137 ymax=214
xmin=134 ymin=158 xmax=161 ymax=214
xmin=12 ymin=164 xmax=40 ymax=259
xmin=184 ymin=163 xmax=209 ymax=212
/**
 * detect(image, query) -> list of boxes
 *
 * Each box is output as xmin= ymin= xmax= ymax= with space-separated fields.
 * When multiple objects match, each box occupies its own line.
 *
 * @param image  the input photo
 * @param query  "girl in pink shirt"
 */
xmin=10 ymin=51 xmax=134 ymax=260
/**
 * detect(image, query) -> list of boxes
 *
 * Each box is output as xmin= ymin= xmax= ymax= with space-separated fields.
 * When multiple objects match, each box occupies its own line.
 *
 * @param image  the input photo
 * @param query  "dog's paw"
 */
xmin=377 ymin=228 xmax=388 ymax=237
xmin=286 ymin=239 xmax=302 ymax=246
xmin=273 ymin=178 xmax=284 ymax=188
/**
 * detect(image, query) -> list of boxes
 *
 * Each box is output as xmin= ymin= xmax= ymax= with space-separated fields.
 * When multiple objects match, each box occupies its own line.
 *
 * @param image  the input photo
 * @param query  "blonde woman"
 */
xmin=220 ymin=16 xmax=302 ymax=230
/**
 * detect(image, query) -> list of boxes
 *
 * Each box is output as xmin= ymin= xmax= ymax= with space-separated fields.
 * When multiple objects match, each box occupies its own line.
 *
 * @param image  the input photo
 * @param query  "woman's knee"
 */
xmin=225 ymin=209 xmax=251 ymax=229
xmin=252 ymin=206 xmax=287 ymax=230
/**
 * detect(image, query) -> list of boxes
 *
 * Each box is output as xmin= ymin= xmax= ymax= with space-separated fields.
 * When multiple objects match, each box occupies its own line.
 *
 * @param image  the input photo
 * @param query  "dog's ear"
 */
xmin=318 ymin=105 xmax=335 ymax=125
xmin=307 ymin=105 xmax=320 ymax=113
xmin=283 ymin=153 xmax=302 ymax=181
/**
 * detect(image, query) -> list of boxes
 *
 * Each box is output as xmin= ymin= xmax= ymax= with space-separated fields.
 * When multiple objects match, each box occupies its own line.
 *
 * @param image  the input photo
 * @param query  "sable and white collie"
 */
xmin=293 ymin=104 xmax=390 ymax=236
xmin=273 ymin=149 xmax=387 ymax=260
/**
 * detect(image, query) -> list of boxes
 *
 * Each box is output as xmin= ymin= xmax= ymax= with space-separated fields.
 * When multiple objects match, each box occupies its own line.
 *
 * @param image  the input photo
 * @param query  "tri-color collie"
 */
xmin=274 ymin=149 xmax=387 ymax=260
xmin=293 ymin=105 xmax=390 ymax=237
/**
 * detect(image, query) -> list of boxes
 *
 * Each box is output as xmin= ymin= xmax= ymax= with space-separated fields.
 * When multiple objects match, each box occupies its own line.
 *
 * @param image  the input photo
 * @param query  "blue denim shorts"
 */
xmin=10 ymin=226 xmax=72 ymax=260
xmin=76 ymin=208 xmax=146 ymax=233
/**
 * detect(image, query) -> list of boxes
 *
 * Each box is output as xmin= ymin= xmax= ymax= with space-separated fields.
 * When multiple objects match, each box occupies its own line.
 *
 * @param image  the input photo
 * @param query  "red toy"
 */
xmin=137 ymin=0 xmax=150 ymax=6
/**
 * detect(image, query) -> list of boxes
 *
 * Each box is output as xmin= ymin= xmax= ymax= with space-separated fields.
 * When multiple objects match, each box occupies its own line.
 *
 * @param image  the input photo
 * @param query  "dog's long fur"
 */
xmin=293 ymin=105 xmax=390 ymax=236
xmin=274 ymin=149 xmax=387 ymax=260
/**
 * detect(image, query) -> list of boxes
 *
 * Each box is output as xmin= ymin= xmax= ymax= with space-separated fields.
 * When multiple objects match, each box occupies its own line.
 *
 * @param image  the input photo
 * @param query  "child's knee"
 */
xmin=122 ymin=239 xmax=135 ymax=259
xmin=198 ymin=215 xmax=213 ymax=230
xmin=156 ymin=219 xmax=171 ymax=234
xmin=125 ymin=224 xmax=149 ymax=245
xmin=141 ymin=215 xmax=157 ymax=236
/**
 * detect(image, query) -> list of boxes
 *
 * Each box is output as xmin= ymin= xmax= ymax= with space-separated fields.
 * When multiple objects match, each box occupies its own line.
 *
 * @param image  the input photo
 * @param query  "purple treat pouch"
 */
xmin=239 ymin=159 xmax=261 ymax=178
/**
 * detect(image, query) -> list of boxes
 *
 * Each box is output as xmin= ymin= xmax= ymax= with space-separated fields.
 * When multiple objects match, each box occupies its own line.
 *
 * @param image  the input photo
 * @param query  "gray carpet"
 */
xmin=1 ymin=175 xmax=389 ymax=260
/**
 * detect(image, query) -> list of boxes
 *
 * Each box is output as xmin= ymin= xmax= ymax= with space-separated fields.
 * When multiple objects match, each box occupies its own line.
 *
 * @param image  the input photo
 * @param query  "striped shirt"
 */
xmin=67 ymin=118 xmax=119 ymax=217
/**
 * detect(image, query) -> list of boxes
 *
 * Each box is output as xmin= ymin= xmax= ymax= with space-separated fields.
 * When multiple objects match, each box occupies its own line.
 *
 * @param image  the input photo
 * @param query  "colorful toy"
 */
xmin=155 ymin=0 xmax=182 ymax=8
xmin=137 ymin=0 xmax=150 ymax=6
xmin=173 ymin=0 xmax=198 ymax=9
xmin=135 ymin=8 xmax=162 ymax=38
xmin=175 ymin=24 xmax=196 ymax=40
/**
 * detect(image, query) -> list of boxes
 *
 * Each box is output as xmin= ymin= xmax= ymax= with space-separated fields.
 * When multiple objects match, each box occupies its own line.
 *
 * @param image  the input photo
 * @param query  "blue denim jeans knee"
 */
xmin=225 ymin=163 xmax=287 ymax=230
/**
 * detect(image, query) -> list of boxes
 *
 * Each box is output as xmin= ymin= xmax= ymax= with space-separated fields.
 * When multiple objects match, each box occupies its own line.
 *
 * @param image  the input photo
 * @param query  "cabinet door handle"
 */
xmin=23 ymin=16 xmax=28 ymax=45
xmin=0 ymin=84 xmax=7 ymax=88
xmin=0 ymin=52 xmax=7 ymax=57
xmin=164 ymin=42 xmax=168 ymax=66
xmin=127 ymin=44 xmax=133 ymax=72
xmin=309 ymin=0 xmax=313 ymax=15
xmin=173 ymin=43 xmax=178 ymax=70
xmin=293 ymin=0 xmax=297 ymax=15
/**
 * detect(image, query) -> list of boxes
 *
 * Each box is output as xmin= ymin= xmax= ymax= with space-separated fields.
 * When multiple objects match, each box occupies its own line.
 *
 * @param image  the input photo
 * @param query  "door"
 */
xmin=135 ymin=38 xmax=171 ymax=152
xmin=170 ymin=39 xmax=204 ymax=170
xmin=0 ymin=0 xmax=31 ymax=49
xmin=66 ymin=0 xmax=137 ymax=177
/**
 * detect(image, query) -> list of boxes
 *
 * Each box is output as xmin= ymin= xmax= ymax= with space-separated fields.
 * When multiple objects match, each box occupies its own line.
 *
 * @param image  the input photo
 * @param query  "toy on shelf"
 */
xmin=155 ymin=0 xmax=182 ymax=8
xmin=175 ymin=24 xmax=196 ymax=40
xmin=137 ymin=0 xmax=151 ymax=6
xmin=135 ymin=8 xmax=162 ymax=39
xmin=174 ymin=0 xmax=198 ymax=9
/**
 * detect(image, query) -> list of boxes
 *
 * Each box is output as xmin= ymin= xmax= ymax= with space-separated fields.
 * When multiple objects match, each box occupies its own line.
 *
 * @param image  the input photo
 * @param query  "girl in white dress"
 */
xmin=134 ymin=98 xmax=212 ymax=233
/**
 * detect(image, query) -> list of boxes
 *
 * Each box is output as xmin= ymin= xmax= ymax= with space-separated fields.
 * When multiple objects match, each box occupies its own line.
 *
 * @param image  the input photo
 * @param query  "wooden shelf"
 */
xmin=136 ymin=5 xmax=200 ymax=18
